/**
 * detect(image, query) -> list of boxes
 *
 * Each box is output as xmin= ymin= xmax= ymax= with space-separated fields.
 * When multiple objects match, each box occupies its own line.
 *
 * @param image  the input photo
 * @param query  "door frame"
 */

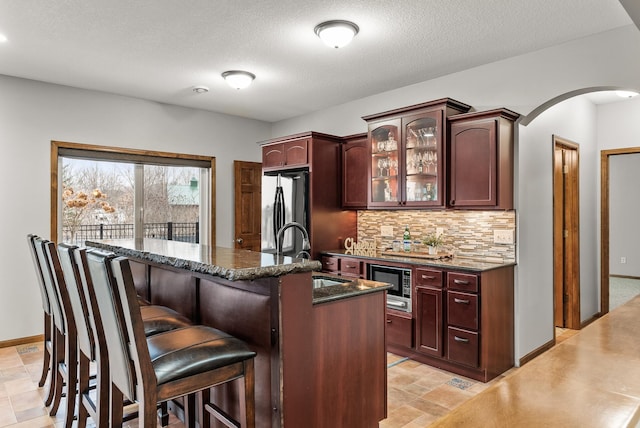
xmin=552 ymin=136 xmax=581 ymax=330
xmin=600 ymin=147 xmax=640 ymax=315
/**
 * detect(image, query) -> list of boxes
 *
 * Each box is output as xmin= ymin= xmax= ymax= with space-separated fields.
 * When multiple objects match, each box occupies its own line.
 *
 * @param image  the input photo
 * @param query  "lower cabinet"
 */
xmin=320 ymin=255 xmax=364 ymax=278
xmin=386 ymin=310 xmax=413 ymax=348
xmin=409 ymin=265 xmax=513 ymax=382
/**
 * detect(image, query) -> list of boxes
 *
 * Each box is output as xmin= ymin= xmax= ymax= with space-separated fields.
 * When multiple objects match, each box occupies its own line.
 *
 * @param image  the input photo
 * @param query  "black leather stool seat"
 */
xmin=140 ymin=305 xmax=192 ymax=336
xmin=148 ymin=325 xmax=256 ymax=386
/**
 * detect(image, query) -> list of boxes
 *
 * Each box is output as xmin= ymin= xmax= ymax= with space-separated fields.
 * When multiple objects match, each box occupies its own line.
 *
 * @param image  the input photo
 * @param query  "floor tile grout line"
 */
xmin=387 ymin=356 xmax=410 ymax=368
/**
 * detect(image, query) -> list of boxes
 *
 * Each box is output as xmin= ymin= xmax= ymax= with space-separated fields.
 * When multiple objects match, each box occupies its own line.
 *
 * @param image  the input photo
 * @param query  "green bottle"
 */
xmin=403 ymin=225 xmax=411 ymax=252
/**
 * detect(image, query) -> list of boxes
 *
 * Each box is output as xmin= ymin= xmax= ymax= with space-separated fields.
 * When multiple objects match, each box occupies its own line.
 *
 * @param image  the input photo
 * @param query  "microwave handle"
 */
xmin=387 ymin=300 xmax=408 ymax=309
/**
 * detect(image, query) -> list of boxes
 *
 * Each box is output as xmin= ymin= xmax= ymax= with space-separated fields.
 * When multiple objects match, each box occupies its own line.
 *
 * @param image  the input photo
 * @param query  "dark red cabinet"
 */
xmin=341 ymin=133 xmax=368 ymax=209
xmin=449 ymin=108 xmax=519 ymax=209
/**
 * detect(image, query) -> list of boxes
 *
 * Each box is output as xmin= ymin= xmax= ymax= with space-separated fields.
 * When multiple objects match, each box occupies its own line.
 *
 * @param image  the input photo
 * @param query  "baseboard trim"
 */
xmin=0 ymin=334 xmax=44 ymax=349
xmin=518 ymin=338 xmax=555 ymax=366
xmin=581 ymin=313 xmax=601 ymax=329
xmin=610 ymin=274 xmax=640 ymax=280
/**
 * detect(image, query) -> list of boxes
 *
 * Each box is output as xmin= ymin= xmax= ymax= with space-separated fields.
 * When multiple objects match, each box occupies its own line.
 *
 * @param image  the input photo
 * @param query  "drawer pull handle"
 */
xmin=387 ymin=319 xmax=392 ymax=324
xmin=454 ymin=336 xmax=469 ymax=343
xmin=422 ymin=275 xmax=435 ymax=280
xmin=454 ymin=298 xmax=470 ymax=304
xmin=453 ymin=279 xmax=470 ymax=285
xmin=345 ymin=264 xmax=355 ymax=269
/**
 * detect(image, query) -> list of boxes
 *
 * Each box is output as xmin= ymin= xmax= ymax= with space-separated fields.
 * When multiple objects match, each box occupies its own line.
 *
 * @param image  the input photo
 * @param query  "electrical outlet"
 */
xmin=494 ymin=229 xmax=515 ymax=244
xmin=621 ymin=257 xmax=627 ymax=264
xmin=380 ymin=225 xmax=394 ymax=237
xmin=436 ymin=227 xmax=444 ymax=237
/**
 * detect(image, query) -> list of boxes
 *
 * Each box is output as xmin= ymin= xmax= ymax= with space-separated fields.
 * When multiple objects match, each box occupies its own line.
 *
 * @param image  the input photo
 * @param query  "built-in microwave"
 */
xmin=367 ymin=264 xmax=412 ymax=312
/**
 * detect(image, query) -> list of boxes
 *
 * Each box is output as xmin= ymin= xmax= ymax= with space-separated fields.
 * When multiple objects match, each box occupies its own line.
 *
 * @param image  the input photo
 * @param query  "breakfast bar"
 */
xmin=86 ymin=239 xmax=391 ymax=428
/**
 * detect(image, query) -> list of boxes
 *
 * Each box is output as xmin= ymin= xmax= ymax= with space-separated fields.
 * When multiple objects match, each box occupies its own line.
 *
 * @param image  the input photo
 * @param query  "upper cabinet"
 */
xmin=261 ymin=137 xmax=309 ymax=170
xmin=341 ymin=133 xmax=368 ymax=209
xmin=449 ymin=109 xmax=520 ymax=210
xmin=363 ymin=99 xmax=471 ymax=209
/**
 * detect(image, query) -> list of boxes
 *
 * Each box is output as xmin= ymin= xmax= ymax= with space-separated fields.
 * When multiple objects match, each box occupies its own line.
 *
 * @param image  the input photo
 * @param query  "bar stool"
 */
xmin=33 ymin=237 xmax=78 ymax=428
xmin=85 ymin=249 xmax=256 ymax=427
xmin=57 ymin=243 xmax=194 ymax=427
xmin=25 ymin=235 xmax=55 ymax=402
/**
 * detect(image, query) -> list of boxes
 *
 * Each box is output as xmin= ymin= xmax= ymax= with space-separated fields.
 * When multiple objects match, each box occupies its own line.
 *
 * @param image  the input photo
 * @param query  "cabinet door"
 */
xmin=415 ymin=286 xmax=443 ymax=357
xmin=386 ymin=310 xmax=413 ymax=348
xmin=402 ymin=110 xmax=444 ymax=207
xmin=262 ymin=143 xmax=285 ymax=168
xmin=283 ymin=139 xmax=308 ymax=166
xmin=342 ymin=135 xmax=368 ymax=209
xmin=449 ymin=118 xmax=497 ymax=207
xmin=369 ymin=120 xmax=401 ymax=207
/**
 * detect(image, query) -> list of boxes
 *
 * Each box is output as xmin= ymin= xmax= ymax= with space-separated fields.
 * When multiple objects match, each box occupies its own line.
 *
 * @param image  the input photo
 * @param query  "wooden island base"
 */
xmin=91 ymin=239 xmax=388 ymax=428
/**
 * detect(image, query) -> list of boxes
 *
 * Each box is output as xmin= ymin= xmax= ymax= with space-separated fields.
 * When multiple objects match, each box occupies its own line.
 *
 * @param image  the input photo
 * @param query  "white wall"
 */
xmin=598 ymin=98 xmax=640 ymax=277
xmin=609 ymin=153 xmax=640 ymax=277
xmin=516 ymin=97 xmax=599 ymax=359
xmin=0 ymin=75 xmax=270 ymax=341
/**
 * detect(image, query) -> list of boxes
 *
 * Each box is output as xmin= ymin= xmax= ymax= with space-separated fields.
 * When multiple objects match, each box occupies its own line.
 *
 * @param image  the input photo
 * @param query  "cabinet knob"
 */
xmin=235 ymin=238 xmax=243 ymax=244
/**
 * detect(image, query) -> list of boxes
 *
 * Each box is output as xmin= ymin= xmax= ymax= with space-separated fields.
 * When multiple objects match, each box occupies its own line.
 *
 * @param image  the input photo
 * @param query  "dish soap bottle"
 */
xmin=403 ymin=225 xmax=411 ymax=252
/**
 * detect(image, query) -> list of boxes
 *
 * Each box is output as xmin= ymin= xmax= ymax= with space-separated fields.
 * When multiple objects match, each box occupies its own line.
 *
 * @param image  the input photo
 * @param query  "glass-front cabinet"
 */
xmin=370 ymin=120 xmax=401 ymax=206
xmin=364 ymin=99 xmax=471 ymax=209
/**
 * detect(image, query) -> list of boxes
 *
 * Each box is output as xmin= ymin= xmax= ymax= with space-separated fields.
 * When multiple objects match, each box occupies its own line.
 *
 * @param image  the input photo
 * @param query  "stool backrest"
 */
xmin=33 ymin=238 xmax=65 ymax=333
xmin=85 ymin=249 xmax=139 ymax=400
xmin=58 ymin=243 xmax=95 ymax=358
xmin=27 ymin=234 xmax=51 ymax=315
xmin=43 ymin=240 xmax=76 ymax=337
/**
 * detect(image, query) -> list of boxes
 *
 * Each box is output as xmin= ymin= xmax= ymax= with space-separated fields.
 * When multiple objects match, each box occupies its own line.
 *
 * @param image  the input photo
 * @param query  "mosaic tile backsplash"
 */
xmin=357 ymin=210 xmax=516 ymax=263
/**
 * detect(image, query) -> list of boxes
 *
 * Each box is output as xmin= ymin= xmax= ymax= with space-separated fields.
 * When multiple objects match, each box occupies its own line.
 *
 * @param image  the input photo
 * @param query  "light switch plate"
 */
xmin=381 ymin=225 xmax=394 ymax=237
xmin=494 ymin=229 xmax=515 ymax=244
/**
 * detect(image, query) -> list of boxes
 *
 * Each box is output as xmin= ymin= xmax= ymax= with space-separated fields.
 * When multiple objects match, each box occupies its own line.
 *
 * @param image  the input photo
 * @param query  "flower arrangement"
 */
xmin=422 ymin=232 xmax=445 ymax=249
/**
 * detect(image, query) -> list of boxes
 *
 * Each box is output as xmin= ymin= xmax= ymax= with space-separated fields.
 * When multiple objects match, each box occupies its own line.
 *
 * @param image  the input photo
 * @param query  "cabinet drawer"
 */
xmin=447 ymin=326 xmax=479 ymax=368
xmin=321 ymin=256 xmax=339 ymax=273
xmin=447 ymin=272 xmax=478 ymax=293
xmin=415 ymin=268 xmax=443 ymax=288
xmin=340 ymin=257 xmax=362 ymax=277
xmin=386 ymin=312 xmax=413 ymax=348
xmin=447 ymin=291 xmax=478 ymax=330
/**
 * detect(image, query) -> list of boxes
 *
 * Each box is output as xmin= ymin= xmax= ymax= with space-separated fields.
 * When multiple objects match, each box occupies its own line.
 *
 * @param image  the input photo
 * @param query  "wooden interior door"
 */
xmin=553 ymin=137 xmax=580 ymax=329
xmin=234 ymin=160 xmax=262 ymax=251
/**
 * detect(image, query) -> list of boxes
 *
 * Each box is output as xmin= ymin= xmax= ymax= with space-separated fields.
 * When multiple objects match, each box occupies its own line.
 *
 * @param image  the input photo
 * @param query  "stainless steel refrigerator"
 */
xmin=261 ymin=169 xmax=310 ymax=257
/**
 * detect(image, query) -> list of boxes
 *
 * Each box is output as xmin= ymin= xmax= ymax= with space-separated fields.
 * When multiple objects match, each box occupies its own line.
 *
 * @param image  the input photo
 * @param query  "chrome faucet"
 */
xmin=276 ymin=222 xmax=311 ymax=259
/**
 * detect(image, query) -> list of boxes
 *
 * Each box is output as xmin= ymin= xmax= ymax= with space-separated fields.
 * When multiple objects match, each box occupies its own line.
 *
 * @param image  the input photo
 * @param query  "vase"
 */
xmin=428 ymin=245 xmax=437 ymax=255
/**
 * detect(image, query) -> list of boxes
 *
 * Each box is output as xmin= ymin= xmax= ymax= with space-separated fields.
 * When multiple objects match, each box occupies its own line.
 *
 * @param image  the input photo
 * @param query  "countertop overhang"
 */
xmin=86 ymin=239 xmax=321 ymax=281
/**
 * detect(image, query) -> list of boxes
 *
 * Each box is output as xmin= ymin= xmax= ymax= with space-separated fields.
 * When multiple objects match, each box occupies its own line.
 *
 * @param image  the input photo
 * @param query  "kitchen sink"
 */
xmin=311 ymin=275 xmax=351 ymax=289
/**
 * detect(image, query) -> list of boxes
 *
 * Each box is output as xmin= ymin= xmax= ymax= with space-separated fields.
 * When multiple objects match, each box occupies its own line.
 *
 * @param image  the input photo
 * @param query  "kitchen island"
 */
xmin=86 ymin=239 xmax=391 ymax=428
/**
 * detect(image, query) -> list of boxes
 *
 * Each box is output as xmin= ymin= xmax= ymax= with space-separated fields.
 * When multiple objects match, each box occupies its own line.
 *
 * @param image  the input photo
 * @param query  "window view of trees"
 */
xmin=61 ymin=158 xmax=202 ymax=244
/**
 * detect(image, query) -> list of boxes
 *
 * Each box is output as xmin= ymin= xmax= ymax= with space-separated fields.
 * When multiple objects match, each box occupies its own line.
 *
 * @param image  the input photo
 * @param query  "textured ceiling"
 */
xmin=0 ymin=0 xmax=633 ymax=122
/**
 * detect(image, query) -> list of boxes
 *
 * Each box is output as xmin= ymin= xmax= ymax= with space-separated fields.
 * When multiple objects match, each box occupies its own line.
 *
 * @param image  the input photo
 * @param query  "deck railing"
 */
xmin=62 ymin=222 xmax=199 ymax=245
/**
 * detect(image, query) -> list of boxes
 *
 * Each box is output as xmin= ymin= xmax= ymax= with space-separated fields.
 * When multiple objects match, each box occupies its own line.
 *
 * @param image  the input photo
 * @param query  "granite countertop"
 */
xmin=86 ymin=239 xmax=321 ymax=281
xmin=310 ymin=273 xmax=392 ymax=305
xmin=322 ymin=249 xmax=516 ymax=272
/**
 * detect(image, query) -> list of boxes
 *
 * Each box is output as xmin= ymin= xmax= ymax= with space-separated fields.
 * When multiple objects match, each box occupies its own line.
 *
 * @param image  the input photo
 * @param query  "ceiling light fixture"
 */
xmin=615 ymin=90 xmax=639 ymax=99
xmin=0 ymin=34 xmax=7 ymax=43
xmin=314 ymin=20 xmax=359 ymax=48
xmin=221 ymin=70 xmax=255 ymax=90
xmin=192 ymin=86 xmax=209 ymax=94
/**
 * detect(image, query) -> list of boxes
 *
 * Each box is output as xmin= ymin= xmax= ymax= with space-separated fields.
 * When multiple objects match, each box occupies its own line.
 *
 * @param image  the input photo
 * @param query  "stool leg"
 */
xmin=48 ymin=331 xmax=64 ymax=415
xmin=38 ymin=316 xmax=52 ymax=387
xmin=157 ymin=402 xmax=169 ymax=427
xmin=243 ymin=359 xmax=256 ymax=428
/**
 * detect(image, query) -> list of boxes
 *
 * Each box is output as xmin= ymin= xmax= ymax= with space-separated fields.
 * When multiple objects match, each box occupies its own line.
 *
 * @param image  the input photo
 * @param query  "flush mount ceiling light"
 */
xmin=314 ymin=20 xmax=359 ymax=48
xmin=0 ymin=34 xmax=7 ymax=43
xmin=615 ymin=90 xmax=639 ymax=99
xmin=192 ymin=86 xmax=209 ymax=94
xmin=221 ymin=70 xmax=255 ymax=90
